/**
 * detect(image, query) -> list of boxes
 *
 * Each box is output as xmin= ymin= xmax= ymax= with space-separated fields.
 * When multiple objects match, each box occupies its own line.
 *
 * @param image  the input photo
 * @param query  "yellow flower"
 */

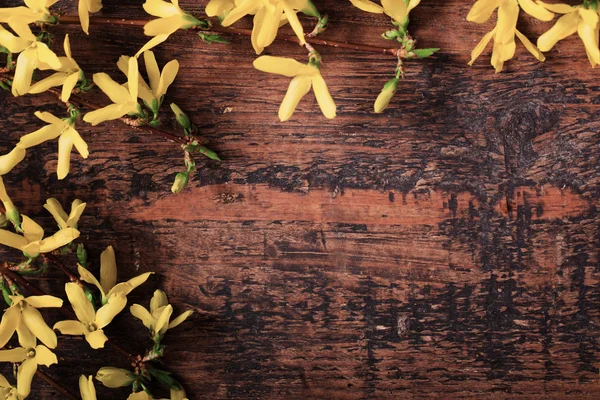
xmin=77 ymin=245 xmax=153 ymax=305
xmin=79 ymin=375 xmax=96 ymax=400
xmin=136 ymin=0 xmax=202 ymax=55
xmin=18 ymin=111 xmax=89 ymax=179
xmin=53 ymin=283 xmax=127 ymax=349
xmin=0 ymin=146 xmax=26 ymax=176
xmin=467 ymin=0 xmax=545 ymax=72
xmin=0 ymin=374 xmax=17 ymax=400
xmin=374 ymin=78 xmax=398 ymax=113
xmin=127 ymin=388 xmax=188 ymax=400
xmin=219 ymin=0 xmax=310 ymax=54
xmin=0 ymin=23 xmax=61 ymax=96
xmin=43 ymin=198 xmax=86 ymax=230
xmin=536 ymin=2 xmax=600 ymax=67
xmin=130 ymin=290 xmax=192 ymax=341
xmin=0 ymin=0 xmax=58 ymax=26
xmin=83 ymin=57 xmax=140 ymax=126
xmin=0 ymin=325 xmax=58 ymax=399
xmin=205 ymin=0 xmax=236 ymax=18
xmin=78 ymin=0 xmax=103 ymax=35
xmin=29 ymin=34 xmax=82 ymax=102
xmin=0 ymin=177 xmax=18 ymax=227
xmin=117 ymin=52 xmax=179 ymax=114
xmin=0 ymin=294 xmax=63 ymax=349
xmin=350 ymin=0 xmax=420 ymax=23
xmin=253 ymin=55 xmax=336 ymax=121
xmin=0 ymin=215 xmax=79 ymax=258
xmin=95 ymin=367 xmax=136 ymax=388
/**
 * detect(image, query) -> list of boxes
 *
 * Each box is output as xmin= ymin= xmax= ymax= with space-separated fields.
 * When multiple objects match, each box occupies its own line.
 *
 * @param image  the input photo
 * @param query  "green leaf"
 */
xmin=185 ymin=144 xmax=220 ymax=161
xmin=410 ymin=48 xmax=440 ymax=58
xmin=197 ymin=32 xmax=230 ymax=44
xmin=77 ymin=243 xmax=88 ymax=268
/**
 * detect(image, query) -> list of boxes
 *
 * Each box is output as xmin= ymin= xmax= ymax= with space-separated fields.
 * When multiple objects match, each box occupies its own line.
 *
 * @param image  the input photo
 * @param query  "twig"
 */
xmin=35 ymin=370 xmax=79 ymax=400
xmin=56 ymin=15 xmax=402 ymax=56
xmin=43 ymin=254 xmax=78 ymax=282
xmin=0 ymin=265 xmax=138 ymax=364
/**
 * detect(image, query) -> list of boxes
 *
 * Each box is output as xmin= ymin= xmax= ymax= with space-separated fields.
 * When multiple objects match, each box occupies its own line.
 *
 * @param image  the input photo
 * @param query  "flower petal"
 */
xmin=95 ymin=293 xmax=127 ymax=329
xmin=253 ymin=55 xmax=315 ymax=77
xmin=61 ymin=72 xmax=80 ymax=102
xmin=278 ymin=75 xmax=312 ymax=122
xmin=518 ymin=0 xmax=554 ymax=21
xmin=467 ymin=0 xmax=503 ymax=23
xmin=28 ymin=72 xmax=69 ymax=95
xmin=17 ymin=123 xmax=63 ymax=149
xmin=381 ymin=0 xmax=407 ymax=22
xmin=312 ymin=73 xmax=336 ymax=119
xmin=22 ymin=304 xmax=58 ymax=348
xmin=79 ymin=375 xmax=96 ymax=400
xmin=155 ymin=304 xmax=173 ymax=335
xmin=22 ymin=215 xmax=44 ymax=243
xmin=53 ymin=320 xmax=87 ymax=335
xmin=515 ymin=29 xmax=545 ymax=61
xmin=0 ymin=348 xmax=27 ymax=363
xmin=16 ymin=358 xmax=36 ymax=398
xmin=143 ymin=15 xmax=181 ymax=37
xmin=222 ymin=0 xmax=261 ymax=26
xmin=0 ymin=229 xmax=29 ymax=251
xmin=578 ymin=9 xmax=600 ymax=67
xmin=78 ymin=264 xmax=104 ymax=296
xmin=282 ymin=1 xmax=306 ymax=45
xmin=93 ymin=73 xmax=131 ymax=104
xmin=136 ymin=34 xmax=171 ymax=56
xmin=143 ymin=51 xmax=161 ymax=94
xmin=150 ymin=289 xmax=168 ymax=313
xmin=11 ymin=48 xmax=36 ymax=96
xmin=35 ymin=42 xmax=61 ymax=70
xmin=168 ymin=310 xmax=192 ymax=329
xmin=0 ymin=305 xmax=20 ymax=347
xmin=16 ymin=322 xmax=36 ymax=349
xmin=130 ymin=304 xmax=155 ymax=330
xmin=143 ymin=0 xmax=181 ymax=18
xmin=350 ymin=0 xmax=384 ymax=14
xmin=57 ymin=131 xmax=74 ymax=180
xmin=84 ymin=329 xmax=108 ymax=349
xmin=0 ymin=146 xmax=26 ymax=175
xmin=0 ymin=25 xmax=30 ymax=53
xmin=37 ymin=227 xmax=80 ymax=253
xmin=78 ymin=0 xmax=90 ymax=34
xmin=156 ymin=59 xmax=179 ymax=98
xmin=65 ymin=282 xmax=95 ymax=324
xmin=66 ymin=199 xmax=86 ymax=227
xmin=469 ymin=28 xmax=496 ymax=65
xmin=24 ymin=295 xmax=63 ymax=309
xmin=537 ymin=11 xmax=578 ymax=52
xmin=34 ymin=345 xmax=57 ymax=367
xmin=83 ymin=103 xmax=130 ymax=126
xmin=100 ymin=245 xmax=117 ymax=294
xmin=96 ymin=367 xmax=135 ymax=388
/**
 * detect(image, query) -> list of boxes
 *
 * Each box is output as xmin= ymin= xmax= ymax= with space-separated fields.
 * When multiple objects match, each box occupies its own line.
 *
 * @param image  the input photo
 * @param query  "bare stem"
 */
xmin=35 ymin=370 xmax=79 ymax=400
xmin=43 ymin=254 xmax=78 ymax=282
xmin=56 ymin=15 xmax=402 ymax=56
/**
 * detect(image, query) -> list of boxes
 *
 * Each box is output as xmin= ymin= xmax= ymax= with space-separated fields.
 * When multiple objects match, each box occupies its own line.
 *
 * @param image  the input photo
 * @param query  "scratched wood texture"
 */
xmin=2 ymin=0 xmax=600 ymax=398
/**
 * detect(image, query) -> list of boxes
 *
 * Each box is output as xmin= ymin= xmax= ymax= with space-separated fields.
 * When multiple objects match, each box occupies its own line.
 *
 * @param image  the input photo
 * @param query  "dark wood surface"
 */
xmin=2 ymin=0 xmax=600 ymax=398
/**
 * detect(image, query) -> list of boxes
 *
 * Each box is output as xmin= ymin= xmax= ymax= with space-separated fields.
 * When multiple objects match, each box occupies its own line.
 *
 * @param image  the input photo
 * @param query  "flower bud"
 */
xmin=95 ymin=367 xmax=136 ymax=388
xmin=374 ymin=79 xmax=399 ymax=114
xmin=171 ymin=172 xmax=189 ymax=193
xmin=170 ymin=103 xmax=191 ymax=130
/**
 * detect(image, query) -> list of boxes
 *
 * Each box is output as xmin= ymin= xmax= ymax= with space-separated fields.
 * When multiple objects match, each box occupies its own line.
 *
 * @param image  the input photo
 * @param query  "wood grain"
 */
xmin=1 ymin=0 xmax=600 ymax=398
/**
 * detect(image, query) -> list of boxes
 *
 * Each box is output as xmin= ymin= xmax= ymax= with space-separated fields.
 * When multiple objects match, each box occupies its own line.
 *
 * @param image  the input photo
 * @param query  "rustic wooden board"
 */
xmin=1 ymin=0 xmax=600 ymax=398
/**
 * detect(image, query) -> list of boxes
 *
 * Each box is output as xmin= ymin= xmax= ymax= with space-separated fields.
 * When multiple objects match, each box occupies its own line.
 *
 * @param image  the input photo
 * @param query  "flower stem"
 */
xmin=43 ymin=254 xmax=79 ymax=282
xmin=55 ymin=15 xmax=403 ymax=57
xmin=35 ymin=370 xmax=79 ymax=400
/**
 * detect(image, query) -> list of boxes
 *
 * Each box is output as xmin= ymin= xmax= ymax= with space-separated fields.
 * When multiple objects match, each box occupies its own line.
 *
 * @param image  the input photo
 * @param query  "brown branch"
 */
xmin=35 ymin=370 xmax=80 ymax=400
xmin=56 ymin=15 xmax=402 ymax=56
xmin=43 ymin=254 xmax=78 ymax=282
xmin=0 ymin=264 xmax=138 ymax=364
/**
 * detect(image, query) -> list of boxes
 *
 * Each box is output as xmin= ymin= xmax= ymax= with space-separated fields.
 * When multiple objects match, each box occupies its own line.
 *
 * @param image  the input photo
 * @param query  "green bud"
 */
xmin=5 ymin=206 xmax=20 ymax=231
xmin=182 ymin=14 xmax=203 ymax=29
xmin=77 ymin=243 xmax=88 ymax=267
xmin=170 ymin=103 xmax=191 ymax=130
xmin=301 ymin=0 xmax=321 ymax=18
xmin=382 ymin=30 xmax=399 ymax=40
xmin=197 ymin=32 xmax=230 ymax=44
xmin=0 ymin=214 xmax=7 ymax=228
xmin=171 ymin=172 xmax=189 ymax=193
xmin=374 ymin=79 xmax=399 ymax=114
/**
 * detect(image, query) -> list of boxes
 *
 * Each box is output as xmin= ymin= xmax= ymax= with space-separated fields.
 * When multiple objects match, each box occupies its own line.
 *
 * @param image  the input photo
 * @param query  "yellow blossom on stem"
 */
xmin=95 ymin=367 xmax=136 ymax=388
xmin=130 ymin=290 xmax=192 ymax=342
xmin=205 ymin=0 xmax=236 ymax=18
xmin=536 ymin=2 xmax=600 ymax=67
xmin=350 ymin=0 xmax=420 ymax=24
xmin=0 ymin=146 xmax=26 ymax=177
xmin=374 ymin=78 xmax=398 ymax=113
xmin=0 ymin=23 xmax=61 ymax=96
xmin=0 ymin=177 xmax=18 ymax=228
xmin=253 ymin=55 xmax=336 ymax=121
xmin=18 ymin=111 xmax=89 ymax=179
xmin=0 ymin=294 xmax=62 ymax=349
xmin=0 ymin=0 xmax=58 ymax=26
xmin=29 ymin=34 xmax=83 ymax=102
xmin=0 ymin=325 xmax=58 ymax=399
xmin=77 ymin=245 xmax=153 ymax=305
xmin=467 ymin=0 xmax=546 ymax=72
xmin=0 ymin=214 xmax=79 ymax=258
xmin=137 ymin=0 xmax=202 ymax=55
xmin=127 ymin=389 xmax=188 ymax=400
xmin=117 ymin=52 xmax=179 ymax=115
xmin=0 ymin=374 xmax=17 ymax=400
xmin=83 ymin=57 xmax=140 ymax=126
xmin=43 ymin=198 xmax=86 ymax=230
xmin=78 ymin=0 xmax=103 ymax=35
xmin=219 ymin=0 xmax=312 ymax=54
xmin=79 ymin=375 xmax=96 ymax=400
xmin=54 ymin=283 xmax=127 ymax=349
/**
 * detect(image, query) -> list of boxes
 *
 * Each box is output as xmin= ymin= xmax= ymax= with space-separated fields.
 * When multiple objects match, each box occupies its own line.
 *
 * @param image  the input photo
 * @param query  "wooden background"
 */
xmin=2 ymin=0 xmax=600 ymax=398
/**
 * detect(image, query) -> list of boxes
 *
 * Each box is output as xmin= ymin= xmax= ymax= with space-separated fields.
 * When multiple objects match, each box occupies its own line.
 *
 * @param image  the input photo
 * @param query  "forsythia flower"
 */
xmin=374 ymin=78 xmax=398 ymax=113
xmin=0 ymin=177 xmax=18 ymax=226
xmin=130 ymin=290 xmax=192 ymax=341
xmin=79 ymin=375 xmax=96 ymax=400
xmin=137 ymin=0 xmax=202 ymax=55
xmin=0 ymin=0 xmax=58 ymax=25
xmin=117 ymin=52 xmax=179 ymax=114
xmin=0 ymin=146 xmax=26 ymax=177
xmin=95 ymin=367 xmax=136 ymax=388
xmin=43 ymin=198 xmax=86 ymax=229
xmin=18 ymin=111 xmax=89 ymax=179
xmin=53 ymin=283 xmax=127 ymax=349
xmin=78 ymin=0 xmax=103 ymax=35
xmin=0 ymin=23 xmax=61 ymax=96
xmin=467 ymin=0 xmax=546 ymax=72
xmin=29 ymin=34 xmax=83 ymax=102
xmin=0 ymin=374 xmax=17 ymax=400
xmin=83 ymin=57 xmax=140 ymax=125
xmin=536 ymin=2 xmax=600 ymax=67
xmin=253 ymin=55 xmax=336 ymax=121
xmin=218 ymin=0 xmax=311 ymax=54
xmin=205 ymin=0 xmax=236 ymax=18
xmin=0 ymin=294 xmax=63 ymax=349
xmin=0 ymin=325 xmax=58 ymax=399
xmin=127 ymin=389 xmax=188 ymax=400
xmin=350 ymin=0 xmax=420 ymax=23
xmin=77 ymin=245 xmax=153 ymax=305
xmin=0 ymin=215 xmax=80 ymax=258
